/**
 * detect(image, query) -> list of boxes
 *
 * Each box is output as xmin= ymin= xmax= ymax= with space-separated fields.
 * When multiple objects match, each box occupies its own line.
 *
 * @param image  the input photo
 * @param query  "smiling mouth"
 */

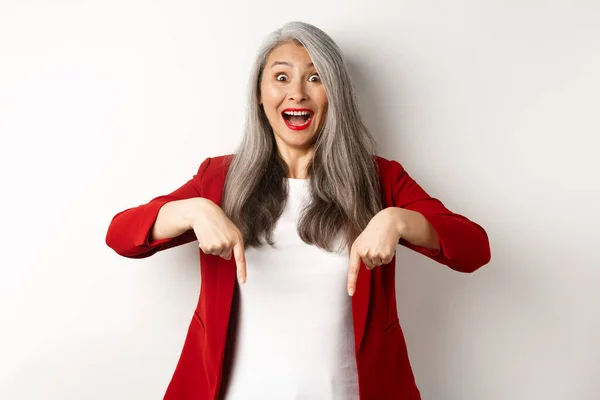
xmin=281 ymin=111 xmax=313 ymax=126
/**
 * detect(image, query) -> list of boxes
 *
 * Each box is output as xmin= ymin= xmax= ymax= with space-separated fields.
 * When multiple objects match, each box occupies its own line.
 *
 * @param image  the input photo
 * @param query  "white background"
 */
xmin=1 ymin=1 xmax=598 ymax=399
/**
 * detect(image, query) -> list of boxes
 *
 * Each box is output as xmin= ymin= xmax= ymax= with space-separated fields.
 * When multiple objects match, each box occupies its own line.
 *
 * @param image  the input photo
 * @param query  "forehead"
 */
xmin=266 ymin=42 xmax=313 ymax=67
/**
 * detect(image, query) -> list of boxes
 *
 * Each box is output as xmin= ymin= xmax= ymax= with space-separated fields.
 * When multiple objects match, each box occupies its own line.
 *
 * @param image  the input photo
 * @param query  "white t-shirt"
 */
xmin=223 ymin=177 xmax=359 ymax=400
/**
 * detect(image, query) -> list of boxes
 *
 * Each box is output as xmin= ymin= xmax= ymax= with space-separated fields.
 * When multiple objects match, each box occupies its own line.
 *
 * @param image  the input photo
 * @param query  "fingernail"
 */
xmin=348 ymin=287 xmax=354 ymax=296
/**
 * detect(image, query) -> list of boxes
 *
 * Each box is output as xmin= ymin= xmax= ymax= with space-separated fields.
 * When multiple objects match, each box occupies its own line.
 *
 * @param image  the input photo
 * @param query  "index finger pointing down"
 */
xmin=347 ymin=245 xmax=361 ymax=296
xmin=234 ymin=241 xmax=247 ymax=284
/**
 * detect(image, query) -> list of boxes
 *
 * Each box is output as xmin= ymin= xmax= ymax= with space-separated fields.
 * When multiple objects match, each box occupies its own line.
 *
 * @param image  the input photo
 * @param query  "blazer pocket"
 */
xmin=193 ymin=309 xmax=206 ymax=329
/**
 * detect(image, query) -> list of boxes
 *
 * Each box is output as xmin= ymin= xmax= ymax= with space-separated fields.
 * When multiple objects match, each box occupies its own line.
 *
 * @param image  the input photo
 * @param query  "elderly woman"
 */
xmin=106 ymin=21 xmax=491 ymax=400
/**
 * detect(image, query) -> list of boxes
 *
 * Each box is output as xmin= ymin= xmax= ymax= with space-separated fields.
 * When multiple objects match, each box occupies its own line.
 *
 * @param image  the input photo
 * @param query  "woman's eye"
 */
xmin=274 ymin=73 xmax=320 ymax=82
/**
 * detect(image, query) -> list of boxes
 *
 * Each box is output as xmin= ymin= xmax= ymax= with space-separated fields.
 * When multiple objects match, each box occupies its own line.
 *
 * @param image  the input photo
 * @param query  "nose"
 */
xmin=288 ymin=79 xmax=308 ymax=102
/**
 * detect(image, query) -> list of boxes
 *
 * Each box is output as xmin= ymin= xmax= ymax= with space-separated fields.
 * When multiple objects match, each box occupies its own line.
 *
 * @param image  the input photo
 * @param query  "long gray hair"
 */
xmin=221 ymin=21 xmax=383 ymax=252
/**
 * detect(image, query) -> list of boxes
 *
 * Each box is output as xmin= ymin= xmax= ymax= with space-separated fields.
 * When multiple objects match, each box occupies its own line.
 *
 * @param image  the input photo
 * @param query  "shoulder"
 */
xmin=372 ymin=154 xmax=403 ymax=169
xmin=372 ymin=154 xmax=390 ymax=168
xmin=372 ymin=154 xmax=405 ymax=183
xmin=195 ymin=153 xmax=234 ymax=182
xmin=206 ymin=153 xmax=235 ymax=170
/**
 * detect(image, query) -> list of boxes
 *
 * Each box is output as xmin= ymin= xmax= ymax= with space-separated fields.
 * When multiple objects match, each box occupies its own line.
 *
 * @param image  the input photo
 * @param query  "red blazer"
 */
xmin=106 ymin=154 xmax=491 ymax=399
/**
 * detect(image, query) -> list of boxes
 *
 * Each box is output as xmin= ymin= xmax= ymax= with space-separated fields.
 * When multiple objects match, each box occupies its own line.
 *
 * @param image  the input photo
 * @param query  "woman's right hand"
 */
xmin=189 ymin=198 xmax=247 ymax=284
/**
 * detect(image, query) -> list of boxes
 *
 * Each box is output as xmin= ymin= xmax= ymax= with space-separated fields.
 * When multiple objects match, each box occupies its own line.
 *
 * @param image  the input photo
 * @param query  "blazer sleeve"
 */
xmin=105 ymin=157 xmax=212 ymax=259
xmin=390 ymin=159 xmax=491 ymax=273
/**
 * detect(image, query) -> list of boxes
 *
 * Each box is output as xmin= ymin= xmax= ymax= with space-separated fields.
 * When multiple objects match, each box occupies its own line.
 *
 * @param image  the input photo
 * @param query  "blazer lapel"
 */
xmin=352 ymin=261 xmax=372 ymax=355
xmin=209 ymin=158 xmax=236 ymax=383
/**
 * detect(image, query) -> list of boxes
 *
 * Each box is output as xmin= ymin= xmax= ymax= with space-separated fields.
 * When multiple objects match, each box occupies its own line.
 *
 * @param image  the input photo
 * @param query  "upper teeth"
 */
xmin=283 ymin=111 xmax=311 ymax=116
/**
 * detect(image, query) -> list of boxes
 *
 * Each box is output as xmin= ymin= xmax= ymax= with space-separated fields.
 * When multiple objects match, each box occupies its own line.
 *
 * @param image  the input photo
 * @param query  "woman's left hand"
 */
xmin=347 ymin=207 xmax=403 ymax=296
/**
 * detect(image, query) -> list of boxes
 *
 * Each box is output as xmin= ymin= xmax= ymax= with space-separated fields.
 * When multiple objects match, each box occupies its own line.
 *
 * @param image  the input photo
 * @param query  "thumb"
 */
xmin=347 ymin=245 xmax=361 ymax=296
xmin=233 ymin=240 xmax=247 ymax=284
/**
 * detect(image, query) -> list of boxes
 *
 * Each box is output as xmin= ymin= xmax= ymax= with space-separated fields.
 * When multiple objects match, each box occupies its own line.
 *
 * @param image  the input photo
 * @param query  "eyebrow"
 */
xmin=270 ymin=61 xmax=314 ymax=68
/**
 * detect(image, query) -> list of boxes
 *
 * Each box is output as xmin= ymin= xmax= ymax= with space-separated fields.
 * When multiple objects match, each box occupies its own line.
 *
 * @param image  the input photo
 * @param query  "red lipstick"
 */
xmin=281 ymin=108 xmax=314 ymax=131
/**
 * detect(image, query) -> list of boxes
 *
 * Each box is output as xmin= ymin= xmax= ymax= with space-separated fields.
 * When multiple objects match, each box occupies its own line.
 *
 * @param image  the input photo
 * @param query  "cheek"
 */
xmin=261 ymin=83 xmax=282 ymax=102
xmin=262 ymin=88 xmax=284 ymax=113
xmin=318 ymin=100 xmax=328 ymax=118
xmin=315 ymin=89 xmax=328 ymax=108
